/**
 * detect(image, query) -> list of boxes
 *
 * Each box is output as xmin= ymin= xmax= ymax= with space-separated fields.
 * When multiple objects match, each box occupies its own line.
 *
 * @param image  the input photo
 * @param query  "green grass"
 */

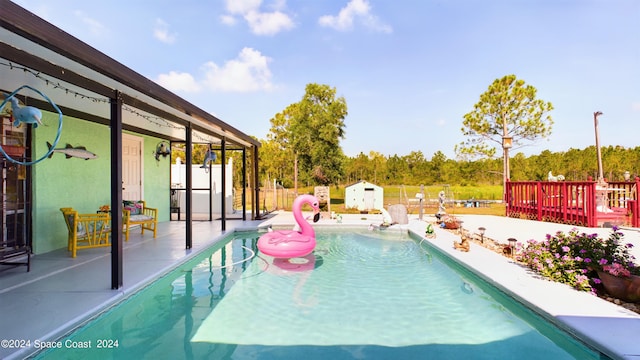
xmin=261 ymin=184 xmax=505 ymax=216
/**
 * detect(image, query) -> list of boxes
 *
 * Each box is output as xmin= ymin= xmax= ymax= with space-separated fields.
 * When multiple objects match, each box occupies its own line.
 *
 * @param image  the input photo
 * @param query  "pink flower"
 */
xmin=598 ymin=258 xmax=608 ymax=266
xmin=603 ymin=263 xmax=631 ymax=277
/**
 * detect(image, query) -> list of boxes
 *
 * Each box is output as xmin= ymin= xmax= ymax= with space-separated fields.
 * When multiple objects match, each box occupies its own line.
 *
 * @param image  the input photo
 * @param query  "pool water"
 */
xmin=36 ymin=229 xmax=600 ymax=359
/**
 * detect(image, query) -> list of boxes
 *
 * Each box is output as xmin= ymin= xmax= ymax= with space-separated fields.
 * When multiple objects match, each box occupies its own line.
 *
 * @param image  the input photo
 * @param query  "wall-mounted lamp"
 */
xmin=507 ymin=238 xmax=517 ymax=258
xmin=154 ymin=141 xmax=171 ymax=161
xmin=478 ymin=227 xmax=486 ymax=244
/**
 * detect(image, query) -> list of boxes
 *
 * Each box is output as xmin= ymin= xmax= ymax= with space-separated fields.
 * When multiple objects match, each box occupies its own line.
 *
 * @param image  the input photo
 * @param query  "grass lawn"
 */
xmin=259 ymin=184 xmax=506 ymax=217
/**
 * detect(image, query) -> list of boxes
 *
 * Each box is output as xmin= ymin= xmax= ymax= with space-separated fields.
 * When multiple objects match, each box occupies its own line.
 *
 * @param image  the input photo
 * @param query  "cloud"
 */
xmin=318 ymin=0 xmax=392 ymax=33
xmin=225 ymin=0 xmax=262 ymax=15
xmin=202 ymin=47 xmax=273 ymax=92
xmin=220 ymin=14 xmax=237 ymax=26
xmin=73 ymin=10 xmax=107 ymax=36
xmin=244 ymin=10 xmax=294 ymax=35
xmin=156 ymin=47 xmax=273 ymax=93
xmin=632 ymin=102 xmax=640 ymax=112
xmin=155 ymin=71 xmax=201 ymax=92
xmin=153 ymin=18 xmax=177 ymax=44
xmin=222 ymin=0 xmax=294 ymax=36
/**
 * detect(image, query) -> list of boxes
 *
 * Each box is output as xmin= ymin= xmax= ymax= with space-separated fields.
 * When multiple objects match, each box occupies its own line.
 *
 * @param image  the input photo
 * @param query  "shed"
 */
xmin=345 ymin=180 xmax=383 ymax=211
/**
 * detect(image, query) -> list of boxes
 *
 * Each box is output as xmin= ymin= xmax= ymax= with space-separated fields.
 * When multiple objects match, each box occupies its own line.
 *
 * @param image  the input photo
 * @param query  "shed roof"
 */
xmin=345 ymin=180 xmax=382 ymax=189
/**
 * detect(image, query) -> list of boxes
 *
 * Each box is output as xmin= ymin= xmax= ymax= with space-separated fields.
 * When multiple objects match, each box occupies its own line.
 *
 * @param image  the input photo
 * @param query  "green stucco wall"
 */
xmin=31 ymin=111 xmax=170 ymax=254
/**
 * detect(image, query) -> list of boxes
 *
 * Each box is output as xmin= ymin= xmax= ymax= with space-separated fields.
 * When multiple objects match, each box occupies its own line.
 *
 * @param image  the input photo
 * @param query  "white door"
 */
xmin=122 ymin=134 xmax=143 ymax=200
xmin=364 ymin=188 xmax=375 ymax=210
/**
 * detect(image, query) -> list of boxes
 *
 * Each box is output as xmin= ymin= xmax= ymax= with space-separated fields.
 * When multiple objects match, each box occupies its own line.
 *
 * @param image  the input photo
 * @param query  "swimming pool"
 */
xmin=35 ymin=229 xmax=600 ymax=359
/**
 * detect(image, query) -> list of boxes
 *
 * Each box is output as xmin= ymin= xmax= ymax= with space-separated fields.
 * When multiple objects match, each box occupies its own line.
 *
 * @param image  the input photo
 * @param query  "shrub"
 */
xmin=517 ymin=227 xmax=639 ymax=295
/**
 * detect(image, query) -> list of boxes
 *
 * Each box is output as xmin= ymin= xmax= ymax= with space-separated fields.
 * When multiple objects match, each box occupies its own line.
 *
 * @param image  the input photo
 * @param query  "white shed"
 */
xmin=344 ymin=180 xmax=383 ymax=211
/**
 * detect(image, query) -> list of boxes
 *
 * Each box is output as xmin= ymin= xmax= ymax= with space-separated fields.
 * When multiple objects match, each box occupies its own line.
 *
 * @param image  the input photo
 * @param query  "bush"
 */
xmin=517 ymin=227 xmax=639 ymax=295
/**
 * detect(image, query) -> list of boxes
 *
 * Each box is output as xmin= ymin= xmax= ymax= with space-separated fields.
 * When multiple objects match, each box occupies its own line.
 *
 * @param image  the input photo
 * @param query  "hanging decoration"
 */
xmin=153 ymin=141 xmax=171 ymax=162
xmin=4 ymin=94 xmax=42 ymax=128
xmin=200 ymin=148 xmax=216 ymax=172
xmin=1 ymin=61 xmax=218 ymax=143
xmin=0 ymin=85 xmax=63 ymax=165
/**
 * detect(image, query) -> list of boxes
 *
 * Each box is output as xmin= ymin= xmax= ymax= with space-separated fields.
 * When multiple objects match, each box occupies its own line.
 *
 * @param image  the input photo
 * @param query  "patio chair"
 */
xmin=123 ymin=200 xmax=158 ymax=241
xmin=60 ymin=208 xmax=111 ymax=258
xmin=60 ymin=207 xmax=74 ymax=251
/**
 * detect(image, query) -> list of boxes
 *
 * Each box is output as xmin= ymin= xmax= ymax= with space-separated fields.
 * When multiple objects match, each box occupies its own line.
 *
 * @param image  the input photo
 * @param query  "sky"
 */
xmin=10 ymin=0 xmax=640 ymax=160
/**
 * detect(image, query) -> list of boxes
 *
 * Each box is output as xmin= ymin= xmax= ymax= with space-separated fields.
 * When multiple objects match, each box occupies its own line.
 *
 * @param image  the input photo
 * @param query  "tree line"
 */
xmin=251 ymin=77 xmax=638 ymax=188
xmin=259 ymin=145 xmax=640 ymax=188
xmin=339 ymin=146 xmax=640 ymax=187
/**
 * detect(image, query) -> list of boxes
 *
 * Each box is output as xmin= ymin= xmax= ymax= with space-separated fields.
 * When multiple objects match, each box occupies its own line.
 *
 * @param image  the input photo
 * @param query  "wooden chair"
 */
xmin=60 ymin=208 xmax=111 ymax=258
xmin=122 ymin=200 xmax=158 ymax=241
xmin=60 ymin=207 xmax=74 ymax=251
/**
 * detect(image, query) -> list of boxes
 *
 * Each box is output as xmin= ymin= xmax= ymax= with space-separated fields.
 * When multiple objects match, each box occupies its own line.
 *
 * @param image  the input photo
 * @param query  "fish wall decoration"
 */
xmin=46 ymin=142 xmax=97 ymax=160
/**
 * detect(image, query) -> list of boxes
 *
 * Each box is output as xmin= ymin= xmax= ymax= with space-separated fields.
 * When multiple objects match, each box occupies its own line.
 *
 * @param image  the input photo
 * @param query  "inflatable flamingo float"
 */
xmin=257 ymin=194 xmax=321 ymax=258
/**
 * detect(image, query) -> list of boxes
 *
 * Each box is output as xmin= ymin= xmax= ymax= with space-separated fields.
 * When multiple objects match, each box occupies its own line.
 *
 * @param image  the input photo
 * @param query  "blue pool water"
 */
xmin=36 ymin=229 xmax=600 ymax=359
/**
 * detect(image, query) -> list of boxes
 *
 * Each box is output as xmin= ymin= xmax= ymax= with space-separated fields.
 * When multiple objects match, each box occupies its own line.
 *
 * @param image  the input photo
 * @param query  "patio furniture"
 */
xmin=170 ymin=189 xmax=181 ymax=221
xmin=123 ymin=200 xmax=158 ymax=241
xmin=60 ymin=208 xmax=111 ymax=258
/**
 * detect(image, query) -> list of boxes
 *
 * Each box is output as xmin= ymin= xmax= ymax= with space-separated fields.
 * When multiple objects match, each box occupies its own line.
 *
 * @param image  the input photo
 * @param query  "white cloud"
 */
xmin=155 ymin=71 xmax=201 ymax=92
xmin=222 ymin=0 xmax=294 ymax=36
xmin=74 ymin=10 xmax=107 ymax=36
xmin=244 ymin=10 xmax=294 ymax=36
xmin=153 ymin=18 xmax=177 ymax=44
xmin=220 ymin=14 xmax=237 ymax=26
xmin=202 ymin=47 xmax=273 ymax=92
xmin=318 ymin=0 xmax=392 ymax=33
xmin=154 ymin=48 xmax=273 ymax=93
xmin=225 ymin=0 xmax=262 ymax=15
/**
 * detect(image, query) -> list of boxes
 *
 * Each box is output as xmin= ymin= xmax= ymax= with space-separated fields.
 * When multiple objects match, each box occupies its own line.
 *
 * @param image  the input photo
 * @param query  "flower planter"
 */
xmin=2 ymin=145 xmax=25 ymax=157
xmin=444 ymin=221 xmax=460 ymax=230
xmin=597 ymin=271 xmax=640 ymax=302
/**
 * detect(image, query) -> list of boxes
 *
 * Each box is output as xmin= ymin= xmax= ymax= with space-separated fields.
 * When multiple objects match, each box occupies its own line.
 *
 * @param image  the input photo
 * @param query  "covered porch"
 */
xmin=1 ymin=1 xmax=263 ymax=288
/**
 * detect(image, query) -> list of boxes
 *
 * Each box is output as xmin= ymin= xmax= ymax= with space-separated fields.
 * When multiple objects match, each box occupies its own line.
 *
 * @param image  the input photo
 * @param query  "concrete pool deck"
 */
xmin=416 ymin=215 xmax=640 ymax=360
xmin=1 ymin=213 xmax=639 ymax=359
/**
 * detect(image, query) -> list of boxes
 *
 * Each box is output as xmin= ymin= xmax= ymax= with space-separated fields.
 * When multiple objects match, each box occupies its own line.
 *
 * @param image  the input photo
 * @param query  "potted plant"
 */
xmin=442 ymin=215 xmax=461 ymax=229
xmin=518 ymin=227 xmax=640 ymax=301
xmin=597 ymin=263 xmax=640 ymax=302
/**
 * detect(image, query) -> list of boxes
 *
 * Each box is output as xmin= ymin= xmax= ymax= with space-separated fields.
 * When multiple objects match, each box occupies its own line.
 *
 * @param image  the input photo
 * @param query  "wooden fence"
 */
xmin=505 ymin=178 xmax=640 ymax=227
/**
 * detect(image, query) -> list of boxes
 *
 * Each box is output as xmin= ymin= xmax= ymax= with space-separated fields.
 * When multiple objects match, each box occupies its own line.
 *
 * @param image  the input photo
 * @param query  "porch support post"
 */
xmin=110 ymin=90 xmax=123 ymax=289
xmin=242 ymin=147 xmax=247 ymax=221
xmin=220 ymin=137 xmax=227 ymax=231
xmin=208 ymin=144 xmax=213 ymax=222
xmin=253 ymin=145 xmax=260 ymax=220
xmin=185 ymin=124 xmax=193 ymax=249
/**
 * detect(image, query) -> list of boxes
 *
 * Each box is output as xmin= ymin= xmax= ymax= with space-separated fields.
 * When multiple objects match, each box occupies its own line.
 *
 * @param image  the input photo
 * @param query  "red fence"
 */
xmin=506 ymin=178 xmax=640 ymax=228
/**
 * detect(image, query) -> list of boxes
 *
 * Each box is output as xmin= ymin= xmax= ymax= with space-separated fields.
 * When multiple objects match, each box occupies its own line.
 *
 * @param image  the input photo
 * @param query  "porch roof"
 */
xmin=0 ymin=0 xmax=260 ymax=149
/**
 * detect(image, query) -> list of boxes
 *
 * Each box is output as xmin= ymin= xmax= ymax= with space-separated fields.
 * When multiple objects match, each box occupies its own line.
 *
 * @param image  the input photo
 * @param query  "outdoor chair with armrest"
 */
xmin=122 ymin=200 xmax=158 ymax=241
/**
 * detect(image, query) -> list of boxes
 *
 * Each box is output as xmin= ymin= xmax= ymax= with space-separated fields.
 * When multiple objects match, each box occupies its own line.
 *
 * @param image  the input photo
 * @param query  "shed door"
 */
xmin=122 ymin=134 xmax=143 ymax=200
xmin=364 ymin=188 xmax=375 ymax=210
